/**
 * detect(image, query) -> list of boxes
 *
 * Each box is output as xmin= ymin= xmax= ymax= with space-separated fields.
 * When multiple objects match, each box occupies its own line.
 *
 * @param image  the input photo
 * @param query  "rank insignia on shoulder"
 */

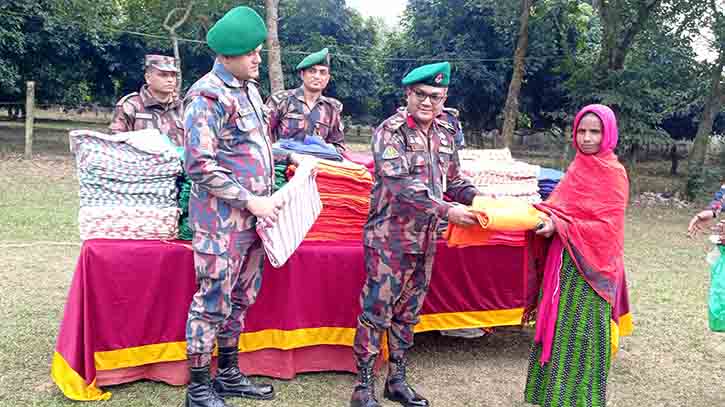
xmin=382 ymin=146 xmax=401 ymax=160
xmin=136 ymin=112 xmax=153 ymax=120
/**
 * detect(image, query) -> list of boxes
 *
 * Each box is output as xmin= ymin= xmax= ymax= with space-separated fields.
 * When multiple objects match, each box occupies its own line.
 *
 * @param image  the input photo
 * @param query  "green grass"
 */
xmin=1 ymin=125 xmax=724 ymax=406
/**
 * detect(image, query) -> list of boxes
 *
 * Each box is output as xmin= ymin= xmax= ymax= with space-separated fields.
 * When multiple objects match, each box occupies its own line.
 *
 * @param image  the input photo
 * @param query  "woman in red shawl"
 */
xmin=524 ymin=104 xmax=630 ymax=407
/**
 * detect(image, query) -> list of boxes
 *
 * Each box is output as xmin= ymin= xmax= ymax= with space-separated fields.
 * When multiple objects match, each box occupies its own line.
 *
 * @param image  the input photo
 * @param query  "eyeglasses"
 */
xmin=412 ymin=89 xmax=446 ymax=105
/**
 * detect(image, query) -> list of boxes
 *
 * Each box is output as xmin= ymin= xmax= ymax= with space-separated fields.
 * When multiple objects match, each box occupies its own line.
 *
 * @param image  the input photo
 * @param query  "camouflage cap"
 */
xmin=144 ymin=55 xmax=178 ymax=72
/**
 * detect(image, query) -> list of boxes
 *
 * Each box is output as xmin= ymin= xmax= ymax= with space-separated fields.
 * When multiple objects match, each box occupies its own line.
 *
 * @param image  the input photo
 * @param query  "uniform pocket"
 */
xmin=408 ymin=153 xmax=427 ymax=174
xmin=235 ymin=110 xmax=259 ymax=133
xmin=192 ymin=232 xmax=230 ymax=280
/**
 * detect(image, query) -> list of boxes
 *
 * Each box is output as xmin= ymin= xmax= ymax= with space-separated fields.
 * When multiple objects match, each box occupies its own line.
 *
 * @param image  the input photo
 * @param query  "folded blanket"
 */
xmin=445 ymin=196 xmax=543 ymax=247
xmin=79 ymin=206 xmax=180 ymax=240
xmin=257 ymin=160 xmax=322 ymax=267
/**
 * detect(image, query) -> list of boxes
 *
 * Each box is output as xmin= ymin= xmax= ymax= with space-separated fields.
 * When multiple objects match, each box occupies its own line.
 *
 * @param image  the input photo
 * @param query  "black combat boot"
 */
xmin=350 ymin=359 xmax=381 ymax=407
xmin=212 ymin=346 xmax=275 ymax=400
xmin=383 ymin=356 xmax=429 ymax=407
xmin=186 ymin=365 xmax=230 ymax=407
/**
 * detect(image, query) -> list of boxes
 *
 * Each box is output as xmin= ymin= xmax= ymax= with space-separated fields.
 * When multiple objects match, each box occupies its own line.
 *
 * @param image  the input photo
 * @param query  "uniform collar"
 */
xmin=212 ymin=60 xmax=244 ymax=88
xmin=294 ymin=86 xmax=326 ymax=107
xmin=139 ymin=85 xmax=180 ymax=108
xmin=403 ymin=108 xmax=442 ymax=133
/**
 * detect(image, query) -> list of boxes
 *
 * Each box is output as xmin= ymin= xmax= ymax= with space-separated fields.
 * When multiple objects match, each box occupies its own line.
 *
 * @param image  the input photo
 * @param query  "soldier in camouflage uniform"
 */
xmin=350 ymin=62 xmax=480 ymax=407
xmin=109 ymin=54 xmax=184 ymax=146
xmin=266 ymin=48 xmax=346 ymax=153
xmin=182 ymin=7 xmax=305 ymax=407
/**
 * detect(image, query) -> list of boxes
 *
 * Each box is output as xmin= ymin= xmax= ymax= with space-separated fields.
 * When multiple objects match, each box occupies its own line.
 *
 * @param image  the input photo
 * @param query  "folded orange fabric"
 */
xmin=471 ymin=196 xmax=543 ymax=231
xmin=446 ymin=197 xmax=544 ymax=247
xmin=289 ymin=160 xmax=374 ymax=242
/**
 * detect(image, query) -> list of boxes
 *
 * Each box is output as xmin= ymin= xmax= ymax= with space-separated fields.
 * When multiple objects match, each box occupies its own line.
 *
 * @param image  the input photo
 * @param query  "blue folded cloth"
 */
xmin=538 ymin=168 xmax=564 ymax=181
xmin=276 ymin=136 xmax=343 ymax=161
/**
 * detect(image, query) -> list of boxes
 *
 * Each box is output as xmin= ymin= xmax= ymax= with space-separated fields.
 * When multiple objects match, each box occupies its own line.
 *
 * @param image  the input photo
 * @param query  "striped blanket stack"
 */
xmin=257 ymin=159 xmax=322 ymax=267
xmin=70 ymin=129 xmax=182 ymax=240
xmin=459 ymin=148 xmax=541 ymax=204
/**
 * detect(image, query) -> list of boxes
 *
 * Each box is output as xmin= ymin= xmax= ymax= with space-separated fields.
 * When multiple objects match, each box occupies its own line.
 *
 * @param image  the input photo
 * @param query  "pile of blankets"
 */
xmin=289 ymin=159 xmax=373 ymax=241
xmin=459 ymin=148 xmax=541 ymax=204
xmin=537 ymin=168 xmax=565 ymax=201
xmin=70 ymin=129 xmax=182 ymax=240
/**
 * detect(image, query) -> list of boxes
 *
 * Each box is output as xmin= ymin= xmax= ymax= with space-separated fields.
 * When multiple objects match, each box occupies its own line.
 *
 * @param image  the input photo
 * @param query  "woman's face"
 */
xmin=576 ymin=113 xmax=603 ymax=155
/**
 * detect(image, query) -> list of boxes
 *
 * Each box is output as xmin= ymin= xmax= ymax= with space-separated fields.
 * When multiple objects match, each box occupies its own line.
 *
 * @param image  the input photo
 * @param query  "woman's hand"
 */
xmin=688 ymin=209 xmax=715 ymax=238
xmin=536 ymin=216 xmax=556 ymax=238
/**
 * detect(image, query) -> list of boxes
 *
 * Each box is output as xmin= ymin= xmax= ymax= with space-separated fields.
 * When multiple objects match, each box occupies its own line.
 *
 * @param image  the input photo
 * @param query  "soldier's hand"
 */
xmin=447 ymin=205 xmax=478 ymax=226
xmin=289 ymin=152 xmax=303 ymax=167
xmin=247 ymin=196 xmax=283 ymax=223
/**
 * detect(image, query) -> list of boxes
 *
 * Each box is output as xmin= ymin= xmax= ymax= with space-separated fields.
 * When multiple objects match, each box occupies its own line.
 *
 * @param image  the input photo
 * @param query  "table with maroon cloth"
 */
xmin=51 ymin=236 xmax=544 ymax=401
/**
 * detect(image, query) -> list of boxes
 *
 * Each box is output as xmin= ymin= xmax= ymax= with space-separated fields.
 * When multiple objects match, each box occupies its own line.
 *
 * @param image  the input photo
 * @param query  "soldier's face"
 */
xmin=221 ymin=45 xmax=263 ymax=81
xmin=300 ymin=65 xmax=330 ymax=93
xmin=406 ymin=85 xmax=447 ymax=125
xmin=145 ymin=69 xmax=177 ymax=96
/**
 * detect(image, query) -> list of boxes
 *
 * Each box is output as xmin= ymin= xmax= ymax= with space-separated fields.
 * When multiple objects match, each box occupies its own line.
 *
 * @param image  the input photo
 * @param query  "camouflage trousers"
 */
xmin=186 ymin=229 xmax=266 ymax=363
xmin=353 ymin=245 xmax=435 ymax=363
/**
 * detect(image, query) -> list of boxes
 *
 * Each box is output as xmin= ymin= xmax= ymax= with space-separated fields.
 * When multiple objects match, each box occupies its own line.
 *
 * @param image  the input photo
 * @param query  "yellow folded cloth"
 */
xmin=471 ymin=196 xmax=544 ymax=231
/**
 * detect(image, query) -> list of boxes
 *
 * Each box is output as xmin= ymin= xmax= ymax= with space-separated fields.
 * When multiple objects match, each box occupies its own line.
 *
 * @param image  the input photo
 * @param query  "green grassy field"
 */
xmin=0 ymin=122 xmax=723 ymax=406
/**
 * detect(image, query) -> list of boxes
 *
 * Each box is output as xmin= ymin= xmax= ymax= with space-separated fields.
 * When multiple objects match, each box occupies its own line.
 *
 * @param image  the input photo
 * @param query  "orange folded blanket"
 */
xmin=446 ymin=197 xmax=544 ymax=247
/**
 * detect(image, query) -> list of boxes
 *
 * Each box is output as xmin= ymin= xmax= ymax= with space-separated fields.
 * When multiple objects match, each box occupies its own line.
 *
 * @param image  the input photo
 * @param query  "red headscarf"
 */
xmin=535 ymin=104 xmax=629 ymax=305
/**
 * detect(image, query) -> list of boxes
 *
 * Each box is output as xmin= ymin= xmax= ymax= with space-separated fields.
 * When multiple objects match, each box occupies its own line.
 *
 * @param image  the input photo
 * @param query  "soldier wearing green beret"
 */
xmin=181 ymin=6 xmax=306 ymax=407
xmin=266 ymin=48 xmax=346 ymax=154
xmin=350 ymin=61 xmax=479 ymax=407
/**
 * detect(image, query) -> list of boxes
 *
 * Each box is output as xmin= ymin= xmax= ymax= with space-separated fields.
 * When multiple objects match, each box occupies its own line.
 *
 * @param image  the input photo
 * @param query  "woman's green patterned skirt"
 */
xmin=524 ymin=251 xmax=612 ymax=407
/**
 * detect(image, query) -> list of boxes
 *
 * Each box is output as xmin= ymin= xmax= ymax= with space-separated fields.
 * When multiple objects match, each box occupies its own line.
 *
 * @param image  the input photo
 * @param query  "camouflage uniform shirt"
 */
xmin=398 ymin=106 xmax=465 ymax=149
xmin=184 ymin=61 xmax=289 ymax=237
xmin=109 ymin=85 xmax=184 ymax=146
xmin=266 ymin=86 xmax=346 ymax=152
xmin=363 ymin=109 xmax=478 ymax=254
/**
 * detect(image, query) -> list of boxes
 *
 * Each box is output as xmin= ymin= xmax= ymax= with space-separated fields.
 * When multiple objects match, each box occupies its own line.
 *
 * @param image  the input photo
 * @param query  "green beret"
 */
xmin=296 ymin=48 xmax=330 ymax=71
xmin=207 ymin=6 xmax=267 ymax=56
xmin=401 ymin=61 xmax=451 ymax=87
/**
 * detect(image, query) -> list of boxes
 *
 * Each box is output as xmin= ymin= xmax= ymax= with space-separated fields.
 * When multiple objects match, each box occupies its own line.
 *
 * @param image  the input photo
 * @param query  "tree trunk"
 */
xmin=686 ymin=50 xmax=725 ymax=198
xmin=171 ymin=35 xmax=182 ymax=93
xmin=501 ymin=0 xmax=532 ymax=148
xmin=265 ymin=0 xmax=285 ymax=93
xmin=163 ymin=3 xmax=193 ymax=95
xmin=597 ymin=0 xmax=661 ymax=72
xmin=670 ymin=144 xmax=679 ymax=176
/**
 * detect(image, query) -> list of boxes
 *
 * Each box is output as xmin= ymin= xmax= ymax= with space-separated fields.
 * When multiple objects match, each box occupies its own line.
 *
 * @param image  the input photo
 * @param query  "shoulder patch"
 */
xmin=383 ymin=114 xmax=406 ymax=132
xmin=382 ymin=146 xmax=401 ymax=160
xmin=435 ymin=117 xmax=455 ymax=132
xmin=116 ymin=92 xmax=140 ymax=106
xmin=186 ymin=89 xmax=219 ymax=101
xmin=323 ymin=96 xmax=343 ymax=112
xmin=270 ymin=89 xmax=291 ymax=106
xmin=443 ymin=107 xmax=460 ymax=118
